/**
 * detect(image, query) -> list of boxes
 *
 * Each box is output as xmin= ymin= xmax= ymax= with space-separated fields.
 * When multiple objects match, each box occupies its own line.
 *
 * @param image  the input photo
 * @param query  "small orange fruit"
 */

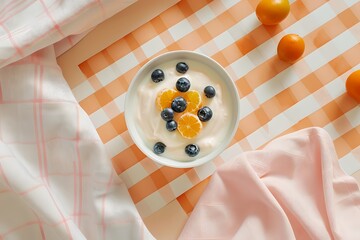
xmin=183 ymin=90 xmax=202 ymax=113
xmin=277 ymin=34 xmax=305 ymax=62
xmin=256 ymin=0 xmax=290 ymax=26
xmin=346 ymin=70 xmax=360 ymax=102
xmin=156 ymin=89 xmax=178 ymax=110
xmin=177 ymin=113 xmax=202 ymax=139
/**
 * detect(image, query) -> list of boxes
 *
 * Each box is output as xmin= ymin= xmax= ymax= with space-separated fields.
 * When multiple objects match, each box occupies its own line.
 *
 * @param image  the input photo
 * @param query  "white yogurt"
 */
xmin=135 ymin=59 xmax=232 ymax=161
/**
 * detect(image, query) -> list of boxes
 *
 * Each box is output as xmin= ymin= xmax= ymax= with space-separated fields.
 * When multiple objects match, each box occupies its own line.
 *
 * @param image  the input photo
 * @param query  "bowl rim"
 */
xmin=124 ymin=50 xmax=240 ymax=168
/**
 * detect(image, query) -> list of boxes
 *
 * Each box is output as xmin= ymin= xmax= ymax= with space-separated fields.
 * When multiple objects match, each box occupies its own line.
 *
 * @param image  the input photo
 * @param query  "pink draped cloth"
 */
xmin=0 ymin=1 xmax=155 ymax=239
xmin=0 ymin=0 xmax=137 ymax=69
xmin=179 ymin=127 xmax=360 ymax=239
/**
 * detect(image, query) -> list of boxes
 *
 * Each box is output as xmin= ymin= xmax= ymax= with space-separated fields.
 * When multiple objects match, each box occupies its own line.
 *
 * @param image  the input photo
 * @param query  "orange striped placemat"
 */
xmin=71 ymin=0 xmax=360 ymax=223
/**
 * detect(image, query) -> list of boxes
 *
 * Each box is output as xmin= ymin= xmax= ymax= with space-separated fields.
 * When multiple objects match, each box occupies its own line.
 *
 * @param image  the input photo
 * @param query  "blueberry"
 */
xmin=166 ymin=120 xmax=177 ymax=131
xmin=151 ymin=69 xmax=165 ymax=83
xmin=197 ymin=106 xmax=213 ymax=122
xmin=204 ymin=86 xmax=216 ymax=98
xmin=176 ymin=62 xmax=189 ymax=74
xmin=161 ymin=108 xmax=174 ymax=121
xmin=171 ymin=96 xmax=187 ymax=113
xmin=153 ymin=142 xmax=166 ymax=154
xmin=176 ymin=77 xmax=191 ymax=92
xmin=185 ymin=144 xmax=200 ymax=157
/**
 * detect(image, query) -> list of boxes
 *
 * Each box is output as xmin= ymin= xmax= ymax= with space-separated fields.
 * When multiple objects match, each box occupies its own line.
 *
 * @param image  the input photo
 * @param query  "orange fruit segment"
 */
xmin=177 ymin=113 xmax=202 ymax=139
xmin=156 ymin=89 xmax=178 ymax=110
xmin=183 ymin=90 xmax=202 ymax=113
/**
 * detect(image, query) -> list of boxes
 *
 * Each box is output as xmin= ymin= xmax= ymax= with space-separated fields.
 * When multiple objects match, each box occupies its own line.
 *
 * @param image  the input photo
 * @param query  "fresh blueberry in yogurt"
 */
xmin=185 ymin=144 xmax=200 ymax=157
xmin=171 ymin=96 xmax=187 ymax=113
xmin=176 ymin=77 xmax=191 ymax=92
xmin=161 ymin=108 xmax=174 ymax=121
xmin=166 ymin=120 xmax=177 ymax=131
xmin=176 ymin=62 xmax=189 ymax=74
xmin=153 ymin=142 xmax=166 ymax=154
xmin=197 ymin=106 xmax=213 ymax=122
xmin=151 ymin=69 xmax=165 ymax=83
xmin=204 ymin=86 xmax=216 ymax=98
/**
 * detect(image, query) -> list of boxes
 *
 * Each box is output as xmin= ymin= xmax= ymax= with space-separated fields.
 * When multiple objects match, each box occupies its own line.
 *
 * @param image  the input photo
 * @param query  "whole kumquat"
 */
xmin=277 ymin=34 xmax=305 ymax=62
xmin=256 ymin=0 xmax=290 ymax=25
xmin=345 ymin=70 xmax=360 ymax=102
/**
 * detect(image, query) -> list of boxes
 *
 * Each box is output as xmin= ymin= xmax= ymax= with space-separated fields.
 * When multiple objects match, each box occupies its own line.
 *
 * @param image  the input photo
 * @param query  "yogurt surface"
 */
xmin=135 ymin=59 xmax=233 ymax=161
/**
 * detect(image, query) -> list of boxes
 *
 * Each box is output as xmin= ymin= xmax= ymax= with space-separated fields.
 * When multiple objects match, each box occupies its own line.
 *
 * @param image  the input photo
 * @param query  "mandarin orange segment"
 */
xmin=156 ymin=89 xmax=178 ymax=110
xmin=177 ymin=113 xmax=202 ymax=139
xmin=183 ymin=90 xmax=202 ymax=113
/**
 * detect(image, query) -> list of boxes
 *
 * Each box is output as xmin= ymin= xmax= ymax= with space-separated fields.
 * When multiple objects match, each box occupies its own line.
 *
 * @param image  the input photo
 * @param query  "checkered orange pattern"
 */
xmin=73 ymin=0 xmax=360 ymax=217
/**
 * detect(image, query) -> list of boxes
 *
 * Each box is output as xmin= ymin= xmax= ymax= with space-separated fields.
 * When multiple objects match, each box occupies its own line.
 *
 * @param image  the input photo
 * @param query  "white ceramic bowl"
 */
xmin=125 ymin=50 xmax=240 ymax=168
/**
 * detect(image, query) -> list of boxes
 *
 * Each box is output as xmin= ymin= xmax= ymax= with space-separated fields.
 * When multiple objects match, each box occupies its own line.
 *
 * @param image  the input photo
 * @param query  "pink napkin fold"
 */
xmin=179 ymin=127 xmax=360 ymax=239
xmin=0 ymin=0 xmax=137 ymax=69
